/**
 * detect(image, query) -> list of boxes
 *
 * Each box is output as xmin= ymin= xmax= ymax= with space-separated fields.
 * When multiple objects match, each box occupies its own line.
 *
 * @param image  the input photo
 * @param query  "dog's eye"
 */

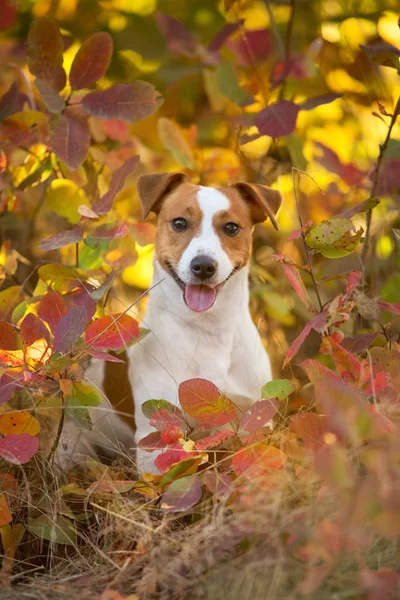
xmin=171 ymin=218 xmax=188 ymax=232
xmin=224 ymin=222 xmax=240 ymax=237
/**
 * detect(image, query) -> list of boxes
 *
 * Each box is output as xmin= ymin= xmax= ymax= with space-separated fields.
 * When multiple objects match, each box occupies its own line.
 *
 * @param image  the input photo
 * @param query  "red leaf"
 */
xmin=85 ymin=313 xmax=139 ymax=351
xmin=89 ymin=222 xmax=128 ymax=241
xmin=0 ymin=434 xmax=39 ymax=464
xmin=289 ymin=412 xmax=329 ymax=452
xmin=256 ymin=100 xmax=299 ymax=137
xmin=209 ymin=21 xmax=244 ymax=53
xmin=232 ymin=443 xmax=287 ymax=480
xmin=92 ymin=155 xmax=140 ymax=214
xmin=0 ymin=322 xmax=21 ymax=351
xmin=64 ymin=286 xmax=96 ymax=322
xmin=360 ymin=568 xmax=400 ymax=600
xmin=239 ymin=399 xmax=278 ymax=434
xmin=345 ymin=270 xmax=362 ymax=298
xmin=20 ymin=314 xmax=49 ymax=346
xmin=0 ymin=373 xmax=21 ymax=405
xmin=160 ymin=426 xmax=184 ymax=445
xmin=314 ymin=142 xmax=366 ymax=186
xmin=302 ymin=358 xmax=341 ymax=384
xmin=149 ymin=408 xmax=185 ymax=433
xmin=179 ymin=378 xmax=237 ymax=426
xmin=274 ymin=253 xmax=313 ymax=310
xmin=51 ymin=112 xmax=90 ymax=170
xmin=69 ymin=32 xmax=113 ymax=91
xmin=37 ymin=292 xmax=68 ymax=335
xmin=341 ymin=333 xmax=379 ymax=354
xmin=300 ymin=93 xmax=342 ymax=111
xmin=195 ymin=429 xmax=236 ymax=451
xmin=284 ymin=312 xmax=327 ymax=367
xmin=228 ymin=29 xmax=273 ymax=66
xmin=155 ymin=11 xmax=198 ymax=57
xmin=39 ymin=226 xmax=83 ymax=251
xmin=138 ymin=431 xmax=166 ymax=453
xmin=161 ymin=474 xmax=202 ymax=512
xmin=286 ymin=220 xmax=313 ymax=240
xmin=154 ymin=444 xmax=190 ymax=473
xmin=27 ymin=17 xmax=66 ymax=92
xmin=82 ymin=82 xmax=163 ymax=124
xmin=53 ymin=306 xmax=87 ymax=353
xmin=0 ymin=286 xmax=24 ymax=322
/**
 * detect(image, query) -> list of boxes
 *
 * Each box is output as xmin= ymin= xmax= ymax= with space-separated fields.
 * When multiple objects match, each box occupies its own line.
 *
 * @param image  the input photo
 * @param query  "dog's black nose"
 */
xmin=190 ymin=256 xmax=217 ymax=280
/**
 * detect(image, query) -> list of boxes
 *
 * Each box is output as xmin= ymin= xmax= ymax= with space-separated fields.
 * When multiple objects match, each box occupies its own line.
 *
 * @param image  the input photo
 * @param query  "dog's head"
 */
xmin=137 ymin=172 xmax=281 ymax=313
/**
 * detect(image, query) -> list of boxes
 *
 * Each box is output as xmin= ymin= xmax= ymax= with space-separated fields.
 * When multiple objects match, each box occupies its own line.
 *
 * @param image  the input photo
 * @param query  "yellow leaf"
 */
xmin=45 ymin=179 xmax=89 ymax=224
xmin=0 ymin=410 xmax=40 ymax=436
xmin=122 ymin=244 xmax=154 ymax=290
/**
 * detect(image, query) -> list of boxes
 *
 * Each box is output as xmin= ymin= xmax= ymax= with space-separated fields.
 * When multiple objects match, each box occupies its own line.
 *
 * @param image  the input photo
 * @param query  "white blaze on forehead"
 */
xmin=178 ymin=186 xmax=234 ymax=284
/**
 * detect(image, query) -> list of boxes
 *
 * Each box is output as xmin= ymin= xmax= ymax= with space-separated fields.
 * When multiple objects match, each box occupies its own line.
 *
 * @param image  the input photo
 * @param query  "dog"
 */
xmin=79 ymin=173 xmax=281 ymax=473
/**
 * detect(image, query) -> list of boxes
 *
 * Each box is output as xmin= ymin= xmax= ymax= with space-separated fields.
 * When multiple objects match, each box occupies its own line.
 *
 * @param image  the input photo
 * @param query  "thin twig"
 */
xmin=292 ymin=168 xmax=324 ymax=312
xmin=361 ymin=96 xmax=400 ymax=265
xmin=46 ymin=394 xmax=65 ymax=463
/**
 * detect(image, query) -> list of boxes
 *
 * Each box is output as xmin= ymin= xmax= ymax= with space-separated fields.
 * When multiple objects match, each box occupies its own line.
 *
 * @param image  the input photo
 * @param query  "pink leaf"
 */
xmin=232 ymin=443 xmax=287 ymax=480
xmin=27 ymin=17 xmax=66 ymax=92
xmin=360 ymin=568 xmax=400 ymax=600
xmin=149 ymin=408 xmax=185 ymax=433
xmin=93 ymin=155 xmax=140 ymax=214
xmin=51 ymin=112 xmax=90 ymax=170
xmin=64 ymin=285 xmax=96 ymax=322
xmin=82 ymin=82 xmax=163 ymax=123
xmin=155 ymin=11 xmax=198 ymax=57
xmin=345 ymin=270 xmax=362 ymax=298
xmin=37 ymin=292 xmax=68 ymax=335
xmin=53 ymin=306 xmax=87 ymax=353
xmin=88 ymin=222 xmax=128 ymax=241
xmin=239 ymin=399 xmax=278 ymax=433
xmin=274 ymin=253 xmax=313 ymax=310
xmin=0 ymin=373 xmax=21 ymax=405
xmin=256 ymin=100 xmax=299 ymax=137
xmin=20 ymin=313 xmax=50 ymax=346
xmin=289 ymin=412 xmax=329 ymax=452
xmin=284 ymin=312 xmax=327 ymax=367
xmin=39 ymin=226 xmax=83 ymax=251
xmin=287 ymin=220 xmax=313 ymax=240
xmin=179 ymin=378 xmax=237 ymax=426
xmin=195 ymin=429 xmax=236 ymax=451
xmin=378 ymin=301 xmax=400 ymax=315
xmin=69 ymin=32 xmax=113 ymax=90
xmin=314 ymin=142 xmax=366 ymax=186
xmin=154 ymin=445 xmax=190 ymax=473
xmin=0 ymin=434 xmax=39 ymax=464
xmin=86 ymin=349 xmax=125 ymax=363
xmin=161 ymin=474 xmax=202 ymax=512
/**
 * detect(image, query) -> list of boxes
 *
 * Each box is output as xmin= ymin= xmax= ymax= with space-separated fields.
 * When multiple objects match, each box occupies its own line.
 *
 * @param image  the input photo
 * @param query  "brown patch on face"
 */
xmin=215 ymin=187 xmax=255 ymax=268
xmin=155 ymin=183 xmax=203 ymax=271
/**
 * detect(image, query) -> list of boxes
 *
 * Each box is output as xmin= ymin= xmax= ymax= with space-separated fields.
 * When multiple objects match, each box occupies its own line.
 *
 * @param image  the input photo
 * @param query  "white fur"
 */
xmin=178 ymin=187 xmax=233 ymax=284
xmin=72 ymin=186 xmax=273 ymax=474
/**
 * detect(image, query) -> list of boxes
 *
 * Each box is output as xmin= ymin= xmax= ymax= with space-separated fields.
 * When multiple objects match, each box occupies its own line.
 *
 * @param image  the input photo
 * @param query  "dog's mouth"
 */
xmin=165 ymin=262 xmax=239 ymax=313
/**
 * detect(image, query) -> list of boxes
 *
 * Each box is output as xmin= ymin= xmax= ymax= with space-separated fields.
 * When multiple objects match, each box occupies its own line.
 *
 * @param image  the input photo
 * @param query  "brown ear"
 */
xmin=231 ymin=182 xmax=282 ymax=229
xmin=137 ymin=172 xmax=188 ymax=219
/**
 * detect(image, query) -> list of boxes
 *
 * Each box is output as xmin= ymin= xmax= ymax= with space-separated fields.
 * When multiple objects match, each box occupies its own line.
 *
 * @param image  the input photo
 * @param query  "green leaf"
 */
xmin=65 ymin=406 xmax=93 ymax=430
xmin=216 ymin=60 xmax=254 ymax=107
xmin=161 ymin=474 xmax=202 ymax=513
xmin=66 ymin=381 xmax=102 ymax=408
xmin=27 ymin=515 xmax=77 ymax=546
xmin=305 ymin=217 xmax=363 ymax=258
xmin=38 ymin=264 xmax=81 ymax=293
xmin=157 ymin=118 xmax=195 ymax=168
xmin=261 ymin=379 xmax=295 ymax=400
xmin=142 ymin=399 xmax=183 ymax=419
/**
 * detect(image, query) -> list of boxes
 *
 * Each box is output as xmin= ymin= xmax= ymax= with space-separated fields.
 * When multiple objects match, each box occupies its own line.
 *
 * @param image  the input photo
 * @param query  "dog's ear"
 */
xmin=137 ymin=172 xmax=188 ymax=219
xmin=231 ymin=182 xmax=281 ymax=229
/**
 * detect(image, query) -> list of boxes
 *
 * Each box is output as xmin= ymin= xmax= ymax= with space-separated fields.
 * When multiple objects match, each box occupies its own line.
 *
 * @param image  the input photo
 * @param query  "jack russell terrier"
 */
xmin=80 ymin=172 xmax=281 ymax=473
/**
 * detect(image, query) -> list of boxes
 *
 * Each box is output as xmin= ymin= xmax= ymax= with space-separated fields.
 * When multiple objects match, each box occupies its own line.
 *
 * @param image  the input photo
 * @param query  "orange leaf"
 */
xmin=178 ymin=378 xmax=236 ymax=426
xmin=0 ymin=492 xmax=12 ymax=526
xmin=231 ymin=443 xmax=287 ymax=480
xmin=0 ymin=410 xmax=40 ymax=436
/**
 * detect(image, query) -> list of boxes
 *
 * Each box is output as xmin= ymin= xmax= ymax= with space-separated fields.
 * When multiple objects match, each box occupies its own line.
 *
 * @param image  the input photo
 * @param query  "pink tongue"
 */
xmin=184 ymin=285 xmax=217 ymax=312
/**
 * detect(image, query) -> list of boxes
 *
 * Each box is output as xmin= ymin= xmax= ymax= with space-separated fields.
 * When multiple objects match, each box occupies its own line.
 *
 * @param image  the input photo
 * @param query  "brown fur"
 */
xmin=103 ymin=351 xmax=135 ymax=430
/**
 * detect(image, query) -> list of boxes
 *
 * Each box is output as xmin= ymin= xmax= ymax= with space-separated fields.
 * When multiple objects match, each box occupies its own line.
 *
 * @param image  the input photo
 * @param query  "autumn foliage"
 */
xmin=0 ymin=1 xmax=400 ymax=598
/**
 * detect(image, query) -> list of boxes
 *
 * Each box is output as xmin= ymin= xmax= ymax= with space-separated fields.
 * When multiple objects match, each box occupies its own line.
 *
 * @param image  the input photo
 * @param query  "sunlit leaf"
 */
xmin=20 ymin=313 xmax=49 ymax=346
xmin=0 ymin=322 xmax=21 ymax=350
xmin=85 ymin=313 xmax=139 ymax=351
xmin=45 ymin=179 xmax=89 ymax=224
xmin=215 ymin=61 xmax=254 ymax=107
xmin=195 ymin=429 xmax=236 ymax=451
xmin=305 ymin=217 xmax=363 ymax=258
xmin=37 ymin=292 xmax=68 ymax=334
xmin=161 ymin=474 xmax=202 ymax=512
xmin=179 ymin=378 xmax=236 ymax=426
xmin=149 ymin=408 xmax=186 ymax=433
xmin=0 ymin=410 xmax=40 ymax=436
xmin=336 ymin=197 xmax=380 ymax=220
xmin=0 ymin=434 xmax=39 ymax=464
xmin=38 ymin=264 xmax=81 ymax=293
xmin=157 ymin=118 xmax=195 ymax=169
xmin=0 ymin=286 xmax=24 ymax=322
xmin=69 ymin=32 xmax=113 ymax=90
xmin=273 ymin=254 xmax=313 ymax=310
xmin=82 ymin=82 xmax=163 ymax=123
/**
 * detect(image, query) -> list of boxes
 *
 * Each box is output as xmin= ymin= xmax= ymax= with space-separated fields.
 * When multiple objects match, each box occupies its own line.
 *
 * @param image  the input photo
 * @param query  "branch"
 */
xmin=361 ymin=96 xmax=400 ymax=265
